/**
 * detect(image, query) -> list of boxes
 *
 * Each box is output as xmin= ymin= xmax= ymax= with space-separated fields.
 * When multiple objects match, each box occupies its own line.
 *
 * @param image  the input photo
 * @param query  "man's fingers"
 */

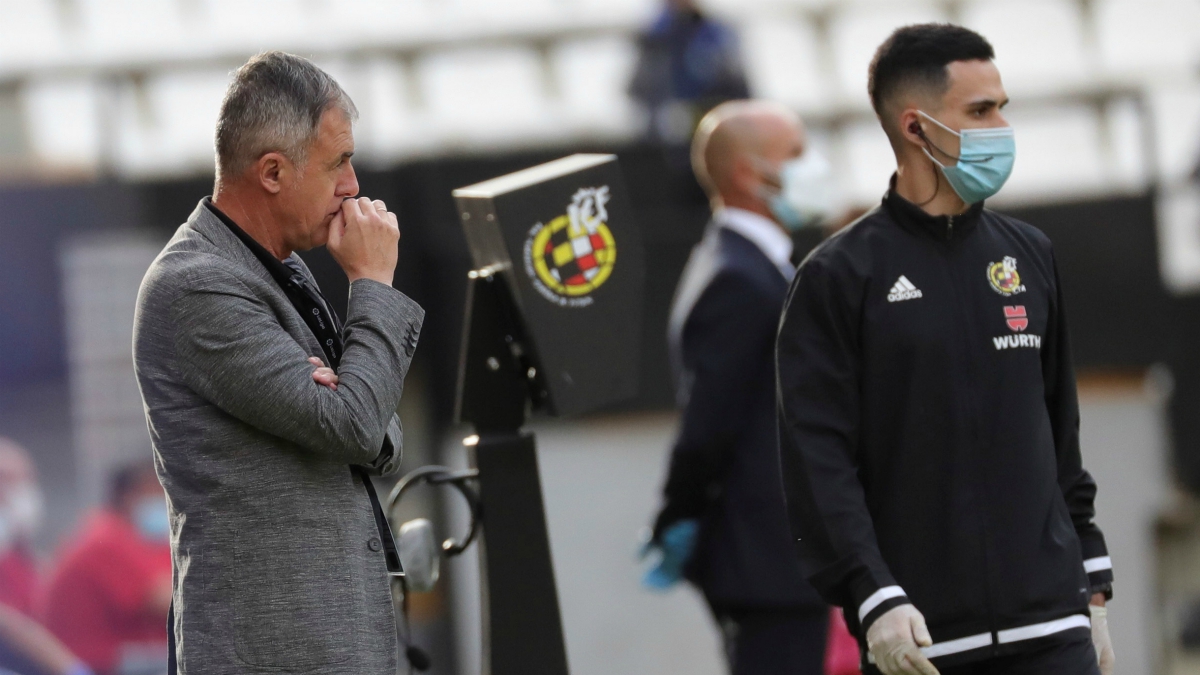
xmin=344 ymin=196 xmax=366 ymax=223
xmin=308 ymin=357 xmax=324 ymax=367
xmin=1100 ymin=647 xmax=1114 ymax=675
xmin=904 ymin=650 xmax=940 ymax=675
xmin=328 ymin=208 xmax=346 ymax=250
xmin=911 ymin=615 xmax=934 ymax=648
xmin=369 ymin=199 xmax=398 ymax=235
xmin=311 ymin=365 xmax=339 ymax=390
xmin=884 ymin=651 xmax=909 ymax=675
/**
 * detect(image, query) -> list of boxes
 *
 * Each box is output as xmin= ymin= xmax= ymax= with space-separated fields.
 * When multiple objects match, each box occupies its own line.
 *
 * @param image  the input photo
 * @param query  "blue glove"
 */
xmin=640 ymin=519 xmax=699 ymax=590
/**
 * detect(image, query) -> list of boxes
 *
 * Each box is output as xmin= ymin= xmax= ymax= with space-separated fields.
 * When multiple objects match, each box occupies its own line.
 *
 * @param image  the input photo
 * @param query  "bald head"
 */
xmin=692 ymin=100 xmax=805 ymax=208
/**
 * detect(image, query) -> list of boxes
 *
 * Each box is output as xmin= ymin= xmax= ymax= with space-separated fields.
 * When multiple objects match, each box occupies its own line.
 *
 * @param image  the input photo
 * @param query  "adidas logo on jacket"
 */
xmin=886 ymin=276 xmax=922 ymax=302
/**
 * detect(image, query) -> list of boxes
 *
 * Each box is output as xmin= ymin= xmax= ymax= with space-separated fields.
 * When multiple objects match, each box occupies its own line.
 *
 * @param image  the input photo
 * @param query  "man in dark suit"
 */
xmin=645 ymin=100 xmax=832 ymax=675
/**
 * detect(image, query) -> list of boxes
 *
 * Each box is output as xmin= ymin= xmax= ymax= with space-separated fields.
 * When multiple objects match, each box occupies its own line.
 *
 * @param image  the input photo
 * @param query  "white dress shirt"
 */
xmin=715 ymin=207 xmax=795 ymax=279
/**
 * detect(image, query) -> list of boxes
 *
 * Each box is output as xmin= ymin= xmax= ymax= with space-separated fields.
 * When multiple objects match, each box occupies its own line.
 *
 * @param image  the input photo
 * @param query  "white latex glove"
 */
xmin=866 ymin=604 xmax=940 ymax=675
xmin=1090 ymin=605 xmax=1114 ymax=675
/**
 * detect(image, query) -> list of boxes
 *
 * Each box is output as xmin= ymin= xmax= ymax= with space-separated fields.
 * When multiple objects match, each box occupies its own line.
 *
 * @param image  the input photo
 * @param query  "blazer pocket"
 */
xmin=232 ymin=521 xmax=356 ymax=669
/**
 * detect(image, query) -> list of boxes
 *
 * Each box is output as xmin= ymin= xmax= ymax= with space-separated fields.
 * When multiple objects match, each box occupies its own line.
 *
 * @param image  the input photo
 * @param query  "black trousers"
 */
xmin=167 ymin=601 xmax=177 ymax=675
xmin=936 ymin=638 xmax=1099 ymax=675
xmin=715 ymin=607 xmax=829 ymax=675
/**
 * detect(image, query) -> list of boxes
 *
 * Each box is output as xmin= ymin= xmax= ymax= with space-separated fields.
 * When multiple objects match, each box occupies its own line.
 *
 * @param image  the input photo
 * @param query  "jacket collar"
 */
xmin=201 ymin=197 xmax=301 ymax=285
xmin=882 ymin=174 xmax=984 ymax=242
xmin=714 ymin=207 xmax=795 ymax=278
xmin=184 ymin=198 xmax=285 ymax=287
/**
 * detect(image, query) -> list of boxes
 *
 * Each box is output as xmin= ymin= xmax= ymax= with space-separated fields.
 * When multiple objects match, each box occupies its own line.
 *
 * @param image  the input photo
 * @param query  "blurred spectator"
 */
xmin=0 ymin=605 xmax=94 ymax=675
xmin=39 ymin=462 xmax=170 ymax=675
xmin=0 ymin=440 xmax=92 ymax=675
xmin=629 ymin=0 xmax=749 ymax=145
xmin=0 ymin=440 xmax=43 ymax=617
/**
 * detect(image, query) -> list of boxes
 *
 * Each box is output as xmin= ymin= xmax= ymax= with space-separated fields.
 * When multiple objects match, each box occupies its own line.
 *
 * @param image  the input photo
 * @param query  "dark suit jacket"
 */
xmin=657 ymin=223 xmax=823 ymax=610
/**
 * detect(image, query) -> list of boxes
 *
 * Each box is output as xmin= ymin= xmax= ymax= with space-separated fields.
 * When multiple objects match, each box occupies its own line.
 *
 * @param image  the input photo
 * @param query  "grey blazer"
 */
xmin=133 ymin=202 xmax=424 ymax=674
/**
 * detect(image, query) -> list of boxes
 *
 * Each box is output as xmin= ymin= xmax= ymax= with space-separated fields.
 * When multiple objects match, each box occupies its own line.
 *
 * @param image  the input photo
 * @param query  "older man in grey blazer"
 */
xmin=133 ymin=52 xmax=423 ymax=674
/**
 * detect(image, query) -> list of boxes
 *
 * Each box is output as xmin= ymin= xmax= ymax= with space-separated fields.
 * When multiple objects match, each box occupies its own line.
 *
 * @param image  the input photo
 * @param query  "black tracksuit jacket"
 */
xmin=776 ymin=184 xmax=1113 ymax=669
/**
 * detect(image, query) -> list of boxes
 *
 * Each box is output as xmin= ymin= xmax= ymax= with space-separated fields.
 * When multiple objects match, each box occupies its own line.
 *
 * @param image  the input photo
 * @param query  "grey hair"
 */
xmin=215 ymin=51 xmax=358 ymax=180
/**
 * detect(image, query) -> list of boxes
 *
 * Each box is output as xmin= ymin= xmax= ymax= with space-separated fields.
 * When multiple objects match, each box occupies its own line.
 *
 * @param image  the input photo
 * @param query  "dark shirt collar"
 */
xmin=882 ymin=173 xmax=984 ymax=242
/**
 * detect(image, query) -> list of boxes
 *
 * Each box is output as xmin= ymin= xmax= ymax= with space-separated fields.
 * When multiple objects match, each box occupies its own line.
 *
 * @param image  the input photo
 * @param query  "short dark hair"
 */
xmin=215 ymin=51 xmax=357 ymax=179
xmin=868 ymin=23 xmax=994 ymax=118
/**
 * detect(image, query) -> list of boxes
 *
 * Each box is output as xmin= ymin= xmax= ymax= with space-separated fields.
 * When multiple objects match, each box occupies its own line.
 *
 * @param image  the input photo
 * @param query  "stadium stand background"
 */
xmin=1 ymin=0 xmax=1199 ymax=673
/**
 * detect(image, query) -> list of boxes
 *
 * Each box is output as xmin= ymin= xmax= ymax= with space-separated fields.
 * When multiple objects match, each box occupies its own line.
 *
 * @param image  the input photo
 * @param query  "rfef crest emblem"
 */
xmin=987 ymin=256 xmax=1026 ymax=296
xmin=523 ymin=186 xmax=617 ymax=308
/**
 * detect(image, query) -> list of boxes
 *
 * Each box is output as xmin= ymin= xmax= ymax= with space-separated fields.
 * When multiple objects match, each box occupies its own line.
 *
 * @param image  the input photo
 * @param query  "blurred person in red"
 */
xmin=0 ymin=606 xmax=95 ymax=675
xmin=0 ymin=439 xmax=94 ymax=675
xmin=39 ymin=462 xmax=170 ymax=675
xmin=0 ymin=439 xmax=45 ymax=617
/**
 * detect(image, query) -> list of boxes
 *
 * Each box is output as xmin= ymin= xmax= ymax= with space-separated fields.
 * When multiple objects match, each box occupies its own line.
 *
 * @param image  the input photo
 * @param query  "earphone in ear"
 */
xmin=910 ymin=121 xmax=923 ymax=137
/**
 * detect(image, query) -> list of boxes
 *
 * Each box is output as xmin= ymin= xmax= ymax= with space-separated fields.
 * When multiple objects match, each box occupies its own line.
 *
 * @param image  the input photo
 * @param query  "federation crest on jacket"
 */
xmin=987 ymin=256 xmax=1026 ymax=296
xmin=523 ymin=186 xmax=617 ymax=308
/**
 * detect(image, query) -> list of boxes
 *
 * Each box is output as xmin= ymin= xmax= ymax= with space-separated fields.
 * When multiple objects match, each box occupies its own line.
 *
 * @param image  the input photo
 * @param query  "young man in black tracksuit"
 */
xmin=776 ymin=25 xmax=1115 ymax=675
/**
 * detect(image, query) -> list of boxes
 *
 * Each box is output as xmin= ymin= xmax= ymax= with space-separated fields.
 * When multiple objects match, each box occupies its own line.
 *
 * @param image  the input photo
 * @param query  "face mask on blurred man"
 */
xmin=0 ymin=483 xmax=43 ymax=553
xmin=917 ymin=110 xmax=1015 ymax=204
xmin=133 ymin=497 xmax=170 ymax=542
xmin=756 ymin=149 xmax=836 ymax=231
xmin=8 ymin=484 xmax=43 ymax=537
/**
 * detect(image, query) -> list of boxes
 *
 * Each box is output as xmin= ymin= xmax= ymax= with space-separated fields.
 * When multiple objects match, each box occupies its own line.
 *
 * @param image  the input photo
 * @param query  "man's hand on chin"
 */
xmin=327 ymin=196 xmax=400 ymax=286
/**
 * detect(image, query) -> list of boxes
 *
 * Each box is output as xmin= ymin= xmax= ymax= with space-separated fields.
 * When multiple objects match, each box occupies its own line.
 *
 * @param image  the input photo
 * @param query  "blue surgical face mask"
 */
xmin=133 ymin=498 xmax=170 ymax=542
xmin=918 ymin=110 xmax=1015 ymax=204
xmin=759 ymin=149 xmax=837 ymax=232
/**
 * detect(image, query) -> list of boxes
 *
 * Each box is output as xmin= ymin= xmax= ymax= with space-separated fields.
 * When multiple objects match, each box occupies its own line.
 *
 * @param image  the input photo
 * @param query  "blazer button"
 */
xmin=367 ymin=537 xmax=382 ymax=552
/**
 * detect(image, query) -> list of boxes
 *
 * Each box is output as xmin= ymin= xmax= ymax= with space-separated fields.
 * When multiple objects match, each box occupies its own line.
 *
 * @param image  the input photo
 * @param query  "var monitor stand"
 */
xmin=452 ymin=154 xmax=645 ymax=675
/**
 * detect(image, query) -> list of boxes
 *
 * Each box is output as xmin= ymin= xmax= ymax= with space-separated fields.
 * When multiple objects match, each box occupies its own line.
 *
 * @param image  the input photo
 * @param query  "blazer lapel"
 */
xmin=186 ymin=203 xmax=276 ymax=288
xmin=184 ymin=201 xmax=329 ymax=359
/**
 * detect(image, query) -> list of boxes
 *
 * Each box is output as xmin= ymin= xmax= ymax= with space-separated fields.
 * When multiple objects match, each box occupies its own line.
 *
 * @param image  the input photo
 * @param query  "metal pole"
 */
xmin=457 ymin=272 xmax=570 ymax=675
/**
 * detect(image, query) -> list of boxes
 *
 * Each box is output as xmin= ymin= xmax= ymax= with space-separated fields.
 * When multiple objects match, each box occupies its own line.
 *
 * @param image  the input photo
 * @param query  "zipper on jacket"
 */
xmin=943 ymin=238 xmax=1001 ymax=651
